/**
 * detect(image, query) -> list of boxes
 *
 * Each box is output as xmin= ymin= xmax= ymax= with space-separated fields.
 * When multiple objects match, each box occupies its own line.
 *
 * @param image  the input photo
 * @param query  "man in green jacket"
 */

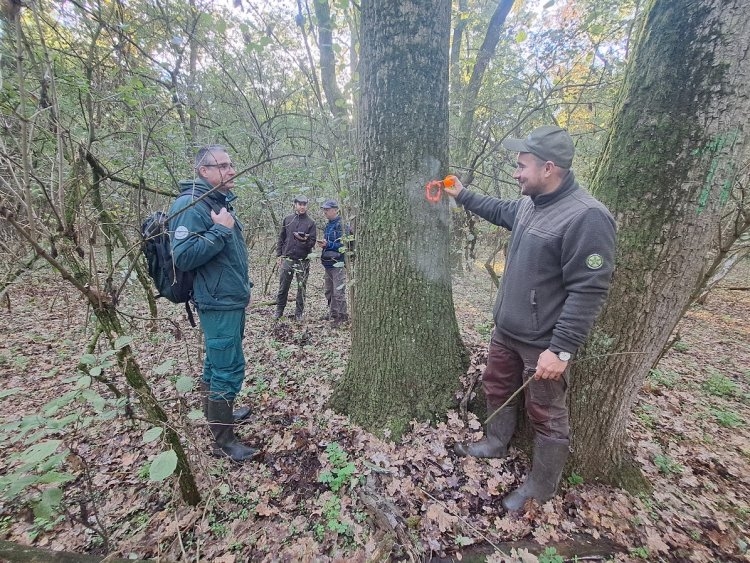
xmin=169 ymin=145 xmax=257 ymax=462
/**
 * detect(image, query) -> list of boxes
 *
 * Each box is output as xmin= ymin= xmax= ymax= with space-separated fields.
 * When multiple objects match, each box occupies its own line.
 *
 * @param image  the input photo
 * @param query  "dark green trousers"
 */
xmin=198 ymin=308 xmax=246 ymax=402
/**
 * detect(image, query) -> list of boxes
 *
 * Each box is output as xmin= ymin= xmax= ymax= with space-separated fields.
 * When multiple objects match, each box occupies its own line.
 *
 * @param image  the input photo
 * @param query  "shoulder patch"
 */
xmin=586 ymin=253 xmax=604 ymax=270
xmin=174 ymin=225 xmax=189 ymax=240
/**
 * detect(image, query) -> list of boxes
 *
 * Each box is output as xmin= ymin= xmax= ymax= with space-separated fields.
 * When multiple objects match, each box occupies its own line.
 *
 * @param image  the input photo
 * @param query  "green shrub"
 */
xmin=702 ymin=372 xmax=738 ymax=397
xmin=318 ymin=442 xmax=357 ymax=493
xmin=654 ymin=454 xmax=683 ymax=475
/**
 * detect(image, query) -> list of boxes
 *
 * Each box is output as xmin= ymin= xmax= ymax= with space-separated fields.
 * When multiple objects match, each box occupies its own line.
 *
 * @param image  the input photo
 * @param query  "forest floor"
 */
xmin=0 ymin=258 xmax=748 ymax=563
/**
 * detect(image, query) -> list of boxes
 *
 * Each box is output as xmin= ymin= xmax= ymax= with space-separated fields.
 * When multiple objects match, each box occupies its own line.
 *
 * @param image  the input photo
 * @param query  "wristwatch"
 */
xmin=556 ymin=351 xmax=572 ymax=362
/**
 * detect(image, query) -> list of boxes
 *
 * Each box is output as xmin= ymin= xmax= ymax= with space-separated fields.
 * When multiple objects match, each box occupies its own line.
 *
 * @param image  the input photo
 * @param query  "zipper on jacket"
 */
xmin=530 ymin=289 xmax=539 ymax=332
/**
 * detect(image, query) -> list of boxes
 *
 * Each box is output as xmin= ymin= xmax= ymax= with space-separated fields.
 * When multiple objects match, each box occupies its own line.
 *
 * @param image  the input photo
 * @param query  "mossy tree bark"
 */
xmin=569 ymin=0 xmax=750 ymax=486
xmin=330 ymin=0 xmax=468 ymax=439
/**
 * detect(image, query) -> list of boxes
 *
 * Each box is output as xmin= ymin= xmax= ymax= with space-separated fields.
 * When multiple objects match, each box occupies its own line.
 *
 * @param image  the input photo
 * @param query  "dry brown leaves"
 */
xmin=0 ymin=263 xmax=748 ymax=561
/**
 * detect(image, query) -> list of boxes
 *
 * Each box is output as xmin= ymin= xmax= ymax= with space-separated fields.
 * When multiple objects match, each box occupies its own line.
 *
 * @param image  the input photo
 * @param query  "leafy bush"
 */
xmin=538 ymin=547 xmax=564 ymax=563
xmin=318 ymin=442 xmax=357 ymax=493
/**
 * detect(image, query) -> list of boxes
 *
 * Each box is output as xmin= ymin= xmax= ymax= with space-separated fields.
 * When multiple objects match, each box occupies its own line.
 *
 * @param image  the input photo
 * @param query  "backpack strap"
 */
xmin=175 ymin=191 xmax=221 ymax=328
xmin=185 ymin=302 xmax=197 ymax=328
xmin=177 ymin=189 xmax=224 ymax=217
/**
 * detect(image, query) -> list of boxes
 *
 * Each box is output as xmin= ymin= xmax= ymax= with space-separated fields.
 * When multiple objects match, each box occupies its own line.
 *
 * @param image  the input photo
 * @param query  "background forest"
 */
xmin=0 ymin=0 xmax=748 ymax=561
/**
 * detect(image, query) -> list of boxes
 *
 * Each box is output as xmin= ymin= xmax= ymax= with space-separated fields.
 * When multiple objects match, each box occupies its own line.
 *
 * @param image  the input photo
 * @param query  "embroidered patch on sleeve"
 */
xmin=586 ymin=254 xmax=604 ymax=270
xmin=174 ymin=225 xmax=189 ymax=240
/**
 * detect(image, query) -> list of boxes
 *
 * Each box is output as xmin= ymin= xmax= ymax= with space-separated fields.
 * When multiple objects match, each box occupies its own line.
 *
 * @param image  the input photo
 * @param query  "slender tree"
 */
xmin=313 ymin=0 xmax=348 ymax=120
xmin=570 ymin=0 xmax=750 ymax=486
xmin=454 ymin=0 xmax=515 ymax=173
xmin=330 ymin=0 xmax=467 ymax=438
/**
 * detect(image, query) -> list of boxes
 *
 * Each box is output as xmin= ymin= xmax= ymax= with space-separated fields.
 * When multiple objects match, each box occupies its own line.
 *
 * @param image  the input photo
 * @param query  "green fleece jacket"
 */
xmin=456 ymin=171 xmax=616 ymax=355
xmin=169 ymin=179 xmax=251 ymax=311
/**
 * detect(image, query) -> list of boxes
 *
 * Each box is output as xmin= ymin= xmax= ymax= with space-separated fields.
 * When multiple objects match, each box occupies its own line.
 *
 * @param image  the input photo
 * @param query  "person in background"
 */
xmin=274 ymin=194 xmax=317 ymax=321
xmin=170 ymin=145 xmax=258 ymax=463
xmin=444 ymin=126 xmax=616 ymax=511
xmin=317 ymin=199 xmax=349 ymax=327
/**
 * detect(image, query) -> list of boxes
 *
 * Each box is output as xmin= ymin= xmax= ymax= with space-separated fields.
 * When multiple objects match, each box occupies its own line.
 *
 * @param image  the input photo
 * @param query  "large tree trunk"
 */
xmin=330 ymin=0 xmax=467 ymax=439
xmin=570 ymin=0 xmax=750 ymax=486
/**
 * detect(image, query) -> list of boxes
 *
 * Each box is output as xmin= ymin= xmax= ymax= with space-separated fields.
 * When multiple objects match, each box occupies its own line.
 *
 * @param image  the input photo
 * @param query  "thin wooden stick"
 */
xmin=484 ymin=376 xmax=533 ymax=424
xmin=483 ymin=351 xmax=649 ymax=425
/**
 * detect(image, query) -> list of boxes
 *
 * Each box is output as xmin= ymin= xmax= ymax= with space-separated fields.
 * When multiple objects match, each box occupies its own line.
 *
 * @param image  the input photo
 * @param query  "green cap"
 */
xmin=502 ymin=125 xmax=575 ymax=169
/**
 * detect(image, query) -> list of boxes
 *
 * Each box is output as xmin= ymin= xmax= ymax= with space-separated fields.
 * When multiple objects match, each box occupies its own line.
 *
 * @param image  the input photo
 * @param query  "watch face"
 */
xmin=558 ymin=351 xmax=571 ymax=362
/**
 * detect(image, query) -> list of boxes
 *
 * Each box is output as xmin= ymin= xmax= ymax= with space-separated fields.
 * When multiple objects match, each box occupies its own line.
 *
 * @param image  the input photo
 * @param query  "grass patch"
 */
xmin=710 ymin=408 xmax=745 ymax=428
xmin=702 ymin=371 xmax=739 ymax=397
xmin=636 ymin=404 xmax=657 ymax=429
xmin=654 ymin=454 xmax=683 ymax=475
xmin=671 ymin=340 xmax=689 ymax=352
xmin=648 ymin=368 xmax=679 ymax=389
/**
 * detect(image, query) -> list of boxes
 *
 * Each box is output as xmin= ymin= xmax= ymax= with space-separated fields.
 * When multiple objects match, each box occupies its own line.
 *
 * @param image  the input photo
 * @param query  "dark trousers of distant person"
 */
xmin=323 ymin=266 xmax=348 ymax=322
xmin=275 ymin=258 xmax=310 ymax=319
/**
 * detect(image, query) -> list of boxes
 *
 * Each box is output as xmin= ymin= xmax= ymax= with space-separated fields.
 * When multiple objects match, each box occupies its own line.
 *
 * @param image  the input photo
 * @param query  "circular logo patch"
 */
xmin=586 ymin=254 xmax=604 ymax=270
xmin=174 ymin=225 xmax=189 ymax=240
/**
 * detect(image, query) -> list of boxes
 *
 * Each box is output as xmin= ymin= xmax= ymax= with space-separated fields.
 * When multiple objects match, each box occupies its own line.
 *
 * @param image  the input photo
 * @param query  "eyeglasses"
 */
xmin=202 ymin=163 xmax=235 ymax=171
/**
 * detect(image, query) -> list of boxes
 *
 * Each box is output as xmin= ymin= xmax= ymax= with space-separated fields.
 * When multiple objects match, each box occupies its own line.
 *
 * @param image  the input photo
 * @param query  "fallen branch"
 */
xmin=357 ymin=476 xmax=423 ymax=562
xmin=458 ymin=367 xmax=482 ymax=425
xmin=417 ymin=486 xmax=510 ymax=558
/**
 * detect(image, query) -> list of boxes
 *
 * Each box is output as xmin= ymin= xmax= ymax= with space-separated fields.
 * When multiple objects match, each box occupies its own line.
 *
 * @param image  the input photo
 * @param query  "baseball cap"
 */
xmin=320 ymin=199 xmax=339 ymax=209
xmin=293 ymin=194 xmax=309 ymax=203
xmin=502 ymin=125 xmax=575 ymax=169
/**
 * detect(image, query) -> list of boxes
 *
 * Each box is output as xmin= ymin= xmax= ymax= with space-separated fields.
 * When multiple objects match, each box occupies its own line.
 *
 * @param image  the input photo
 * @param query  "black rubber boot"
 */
xmin=206 ymin=399 xmax=259 ymax=462
xmin=454 ymin=404 xmax=517 ymax=458
xmin=501 ymin=435 xmax=570 ymax=512
xmin=200 ymin=381 xmax=250 ymax=423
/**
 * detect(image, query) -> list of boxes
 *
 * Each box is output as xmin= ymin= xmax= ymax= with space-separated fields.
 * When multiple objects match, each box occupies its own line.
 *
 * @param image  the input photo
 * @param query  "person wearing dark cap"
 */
xmin=274 ymin=194 xmax=317 ymax=320
xmin=316 ymin=199 xmax=349 ymax=326
xmin=444 ymin=125 xmax=616 ymax=512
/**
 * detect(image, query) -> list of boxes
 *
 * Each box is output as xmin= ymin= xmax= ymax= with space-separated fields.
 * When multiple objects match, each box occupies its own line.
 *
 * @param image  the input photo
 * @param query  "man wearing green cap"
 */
xmin=444 ymin=125 xmax=616 ymax=512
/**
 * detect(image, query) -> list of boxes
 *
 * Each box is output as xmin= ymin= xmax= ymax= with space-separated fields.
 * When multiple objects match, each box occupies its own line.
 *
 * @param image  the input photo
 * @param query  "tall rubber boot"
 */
xmin=454 ymin=404 xmax=517 ymax=458
xmin=200 ymin=381 xmax=250 ymax=423
xmin=206 ymin=399 xmax=259 ymax=462
xmin=502 ymin=435 xmax=570 ymax=512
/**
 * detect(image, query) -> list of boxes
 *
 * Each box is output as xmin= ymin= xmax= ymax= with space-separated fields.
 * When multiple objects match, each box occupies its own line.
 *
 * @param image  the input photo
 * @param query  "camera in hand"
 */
xmin=293 ymin=231 xmax=309 ymax=241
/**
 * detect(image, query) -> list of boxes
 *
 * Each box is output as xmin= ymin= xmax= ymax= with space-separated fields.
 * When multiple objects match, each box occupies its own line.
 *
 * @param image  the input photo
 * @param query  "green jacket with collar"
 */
xmin=169 ymin=179 xmax=251 ymax=311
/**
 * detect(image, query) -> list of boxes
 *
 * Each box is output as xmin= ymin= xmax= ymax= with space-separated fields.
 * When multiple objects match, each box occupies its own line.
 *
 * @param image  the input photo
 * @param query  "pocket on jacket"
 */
xmin=321 ymin=250 xmax=342 ymax=266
